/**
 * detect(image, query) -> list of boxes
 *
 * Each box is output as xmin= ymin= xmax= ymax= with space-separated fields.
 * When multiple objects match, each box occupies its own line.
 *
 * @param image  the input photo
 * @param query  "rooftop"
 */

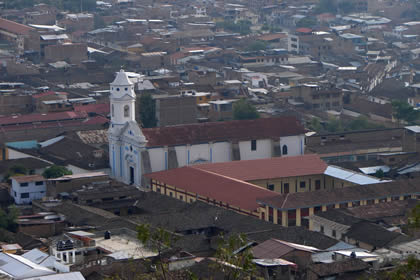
xmin=258 ymin=178 xmax=420 ymax=210
xmin=145 ymin=166 xmax=278 ymax=212
xmin=0 ymin=18 xmax=34 ymax=35
xmin=142 ymin=117 xmax=305 ymax=147
xmin=11 ymin=175 xmax=45 ymax=183
xmin=192 ymin=155 xmax=328 ymax=181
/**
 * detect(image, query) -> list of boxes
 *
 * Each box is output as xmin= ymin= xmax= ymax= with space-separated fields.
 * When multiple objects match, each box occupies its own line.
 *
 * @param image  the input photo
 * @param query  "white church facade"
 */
xmin=108 ymin=70 xmax=306 ymax=187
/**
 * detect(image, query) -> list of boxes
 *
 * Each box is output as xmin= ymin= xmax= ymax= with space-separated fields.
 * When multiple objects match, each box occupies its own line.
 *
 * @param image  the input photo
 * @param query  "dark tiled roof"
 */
xmin=258 ymin=179 xmax=420 ymax=210
xmin=142 ymin=117 xmax=305 ymax=147
xmin=345 ymin=199 xmax=418 ymax=222
xmin=130 ymin=195 xmax=338 ymax=250
xmin=308 ymin=259 xmax=369 ymax=277
xmin=252 ymin=239 xmax=297 ymax=259
xmin=344 ymin=221 xmax=412 ymax=248
xmin=144 ymin=166 xmax=278 ymax=212
xmin=0 ymin=158 xmax=50 ymax=174
xmin=314 ymin=210 xmax=363 ymax=226
xmin=29 ymin=137 xmax=108 ymax=170
xmin=193 ymin=155 xmax=327 ymax=181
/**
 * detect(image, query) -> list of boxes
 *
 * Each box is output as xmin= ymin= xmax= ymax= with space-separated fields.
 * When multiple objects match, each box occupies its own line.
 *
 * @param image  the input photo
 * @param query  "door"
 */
xmin=130 ymin=166 xmax=134 ymax=185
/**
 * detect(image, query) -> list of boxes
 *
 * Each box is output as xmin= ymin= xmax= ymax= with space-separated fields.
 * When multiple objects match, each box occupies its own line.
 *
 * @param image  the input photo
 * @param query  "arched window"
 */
xmin=124 ymin=105 xmax=129 ymax=117
xmin=282 ymin=145 xmax=288 ymax=155
xmin=111 ymin=104 xmax=114 ymax=117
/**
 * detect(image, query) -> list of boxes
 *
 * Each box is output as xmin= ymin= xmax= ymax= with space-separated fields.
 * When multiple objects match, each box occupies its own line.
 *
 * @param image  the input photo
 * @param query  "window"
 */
xmin=189 ymin=198 xmax=194 ymax=203
xmin=283 ymin=183 xmax=289 ymax=193
xmin=35 ymin=181 xmax=43 ymax=186
xmin=21 ymin=193 xmax=29 ymax=198
xmin=267 ymin=184 xmax=274 ymax=191
xmin=179 ymin=195 xmax=183 ymax=200
xmin=20 ymin=183 xmax=28 ymax=187
xmin=315 ymin=180 xmax=321 ymax=190
xmin=300 ymin=181 xmax=306 ymax=188
xmin=332 ymin=230 xmax=336 ymax=237
xmin=282 ymin=145 xmax=288 ymax=155
xmin=320 ymin=225 xmax=324 ymax=233
xmin=251 ymin=140 xmax=257 ymax=151
xmin=124 ymin=105 xmax=129 ymax=117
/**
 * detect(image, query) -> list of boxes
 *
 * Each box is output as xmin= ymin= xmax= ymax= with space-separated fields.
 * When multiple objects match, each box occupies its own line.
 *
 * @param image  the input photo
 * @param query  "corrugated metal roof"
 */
xmin=0 ymin=253 xmax=54 ymax=279
xmin=324 ymin=166 xmax=389 ymax=185
xmin=24 ymin=272 xmax=86 ymax=280
xmin=359 ymin=166 xmax=390 ymax=175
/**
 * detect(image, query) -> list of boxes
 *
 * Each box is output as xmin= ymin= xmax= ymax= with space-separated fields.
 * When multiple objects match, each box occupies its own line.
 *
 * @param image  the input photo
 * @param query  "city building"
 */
xmin=10 ymin=175 xmax=46 ymax=205
xmin=108 ymin=70 xmax=306 ymax=187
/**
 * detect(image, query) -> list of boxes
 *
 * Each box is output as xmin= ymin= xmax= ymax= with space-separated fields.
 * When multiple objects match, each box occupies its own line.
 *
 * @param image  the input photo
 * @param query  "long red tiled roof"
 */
xmin=74 ymin=103 xmax=110 ymax=115
xmin=143 ymin=117 xmax=305 ymax=147
xmin=0 ymin=111 xmax=87 ymax=126
xmin=0 ymin=116 xmax=108 ymax=133
xmin=144 ymin=167 xmax=278 ymax=212
xmin=192 ymin=155 xmax=327 ymax=181
xmin=32 ymin=91 xmax=68 ymax=99
xmin=0 ymin=18 xmax=34 ymax=35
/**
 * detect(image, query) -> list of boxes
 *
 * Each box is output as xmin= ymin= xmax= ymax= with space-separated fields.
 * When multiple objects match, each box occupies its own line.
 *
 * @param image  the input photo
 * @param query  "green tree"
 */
xmin=214 ymin=233 xmax=256 ymax=280
xmin=296 ymin=17 xmax=317 ymax=28
xmin=325 ymin=118 xmax=342 ymax=132
xmin=315 ymin=0 xmax=337 ymax=14
xmin=374 ymin=169 xmax=385 ymax=179
xmin=392 ymin=100 xmax=420 ymax=125
xmin=4 ymin=165 xmax=28 ymax=182
xmin=338 ymin=1 xmax=356 ymax=14
xmin=0 ymin=206 xmax=19 ymax=233
xmin=309 ymin=117 xmax=322 ymax=132
xmin=216 ymin=20 xmax=252 ymax=35
xmin=233 ymin=99 xmax=260 ymax=120
xmin=42 ymin=165 xmax=72 ymax=179
xmin=136 ymin=224 xmax=178 ymax=280
xmin=245 ymin=40 xmax=268 ymax=52
xmin=139 ymin=93 xmax=157 ymax=128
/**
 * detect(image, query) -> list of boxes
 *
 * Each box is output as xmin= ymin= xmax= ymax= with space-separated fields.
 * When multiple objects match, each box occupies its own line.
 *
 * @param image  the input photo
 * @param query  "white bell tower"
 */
xmin=108 ymin=70 xmax=147 ymax=187
xmin=110 ymin=69 xmax=136 ymax=126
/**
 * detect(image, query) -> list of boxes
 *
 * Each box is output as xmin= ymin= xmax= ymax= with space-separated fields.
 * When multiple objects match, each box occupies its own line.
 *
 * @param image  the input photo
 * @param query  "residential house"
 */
xmin=10 ymin=175 xmax=46 ymax=205
xmin=291 ymin=83 xmax=343 ymax=111
xmin=0 ymin=18 xmax=40 ymax=55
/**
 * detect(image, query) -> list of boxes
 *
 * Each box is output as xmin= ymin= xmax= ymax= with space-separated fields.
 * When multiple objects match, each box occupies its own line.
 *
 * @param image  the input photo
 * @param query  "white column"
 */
xmin=72 ymin=251 xmax=76 ymax=263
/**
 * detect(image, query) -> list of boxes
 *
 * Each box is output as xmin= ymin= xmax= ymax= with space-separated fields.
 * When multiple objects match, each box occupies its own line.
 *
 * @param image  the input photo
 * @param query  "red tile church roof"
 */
xmin=142 ymin=117 xmax=305 ymax=147
xmin=192 ymin=155 xmax=327 ymax=181
xmin=144 ymin=166 xmax=278 ymax=212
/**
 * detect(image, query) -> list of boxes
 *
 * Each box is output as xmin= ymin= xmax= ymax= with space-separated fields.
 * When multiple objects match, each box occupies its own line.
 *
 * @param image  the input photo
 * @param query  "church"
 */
xmin=108 ymin=70 xmax=307 ymax=187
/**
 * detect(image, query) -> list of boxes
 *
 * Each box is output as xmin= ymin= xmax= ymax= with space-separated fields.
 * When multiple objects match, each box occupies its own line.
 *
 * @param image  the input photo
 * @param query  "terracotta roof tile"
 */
xmin=74 ymin=103 xmax=110 ymax=115
xmin=143 ymin=117 xmax=305 ymax=147
xmin=193 ymin=155 xmax=327 ymax=181
xmin=0 ymin=18 xmax=34 ymax=35
xmin=0 ymin=111 xmax=87 ymax=126
xmin=11 ymin=175 xmax=44 ymax=183
xmin=144 ymin=167 xmax=278 ymax=212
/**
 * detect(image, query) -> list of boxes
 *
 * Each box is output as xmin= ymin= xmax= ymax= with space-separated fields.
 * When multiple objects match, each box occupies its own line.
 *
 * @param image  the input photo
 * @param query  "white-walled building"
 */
xmin=108 ymin=70 xmax=306 ymax=187
xmin=10 ymin=175 xmax=46 ymax=205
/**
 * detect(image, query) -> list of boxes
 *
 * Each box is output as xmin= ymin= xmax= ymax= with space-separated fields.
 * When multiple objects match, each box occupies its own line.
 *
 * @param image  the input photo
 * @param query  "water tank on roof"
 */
xmin=104 ymin=230 xmax=111 ymax=240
